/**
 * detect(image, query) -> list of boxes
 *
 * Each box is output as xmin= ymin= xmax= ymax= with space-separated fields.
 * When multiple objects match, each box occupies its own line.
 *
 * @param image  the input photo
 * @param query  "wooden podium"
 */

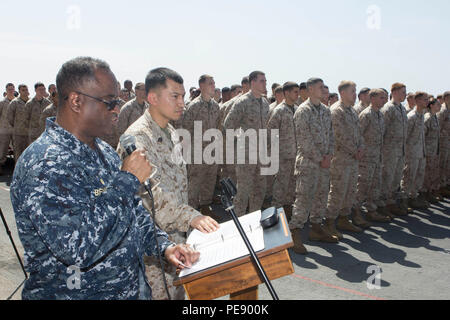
xmin=173 ymin=208 xmax=294 ymax=300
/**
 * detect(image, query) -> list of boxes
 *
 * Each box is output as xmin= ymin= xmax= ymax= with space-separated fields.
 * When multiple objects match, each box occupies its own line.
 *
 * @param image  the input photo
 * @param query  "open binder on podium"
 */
xmin=180 ymin=210 xmax=265 ymax=278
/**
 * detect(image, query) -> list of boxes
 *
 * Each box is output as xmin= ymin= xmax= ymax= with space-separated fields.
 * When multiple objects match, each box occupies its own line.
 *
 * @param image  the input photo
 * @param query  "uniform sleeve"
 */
xmin=224 ymin=101 xmax=243 ymax=130
xmin=407 ymin=115 xmax=416 ymax=142
xmin=132 ymin=134 xmax=202 ymax=234
xmin=380 ymin=106 xmax=392 ymax=139
xmin=11 ymin=159 xmax=142 ymax=269
xmin=133 ymin=200 xmax=174 ymax=257
xmin=424 ymin=117 xmax=431 ymax=136
xmin=357 ymin=116 xmax=365 ymax=150
xmin=7 ymin=101 xmax=16 ymax=127
xmin=181 ymin=103 xmax=195 ymax=134
xmin=359 ymin=113 xmax=370 ymax=136
xmin=328 ymin=120 xmax=335 ymax=156
xmin=267 ymin=107 xmax=282 ymax=130
xmin=140 ymin=186 xmax=202 ymax=233
xmin=295 ymin=109 xmax=324 ymax=163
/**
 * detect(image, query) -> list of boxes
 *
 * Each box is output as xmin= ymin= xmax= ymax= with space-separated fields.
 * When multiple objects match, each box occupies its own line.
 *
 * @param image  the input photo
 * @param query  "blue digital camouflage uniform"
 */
xmin=10 ymin=117 xmax=174 ymax=300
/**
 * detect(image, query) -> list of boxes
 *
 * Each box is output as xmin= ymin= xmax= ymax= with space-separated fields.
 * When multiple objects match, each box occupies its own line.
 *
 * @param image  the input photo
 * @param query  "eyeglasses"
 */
xmin=65 ymin=91 xmax=121 ymax=111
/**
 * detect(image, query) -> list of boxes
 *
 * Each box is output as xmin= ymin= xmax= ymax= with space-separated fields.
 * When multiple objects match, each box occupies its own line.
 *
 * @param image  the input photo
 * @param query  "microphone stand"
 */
xmin=0 ymin=207 xmax=28 ymax=300
xmin=220 ymin=179 xmax=279 ymax=300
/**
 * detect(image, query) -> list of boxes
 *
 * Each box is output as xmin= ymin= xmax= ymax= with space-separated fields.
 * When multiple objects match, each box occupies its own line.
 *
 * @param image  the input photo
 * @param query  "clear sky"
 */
xmin=0 ymin=0 xmax=449 ymax=96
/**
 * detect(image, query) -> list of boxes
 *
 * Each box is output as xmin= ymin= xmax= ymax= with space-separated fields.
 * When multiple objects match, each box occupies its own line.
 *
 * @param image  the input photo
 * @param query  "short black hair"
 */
xmin=145 ymin=67 xmax=184 ymax=94
xmin=124 ymin=80 xmax=132 ymax=85
xmin=198 ymin=74 xmax=213 ymax=86
xmin=222 ymin=87 xmax=231 ymax=93
xmin=230 ymin=84 xmax=242 ymax=92
xmin=34 ymin=82 xmax=45 ymax=90
xmin=249 ymin=71 xmax=265 ymax=83
xmin=329 ymin=93 xmax=339 ymax=99
xmin=18 ymin=84 xmax=27 ymax=91
xmin=299 ymin=82 xmax=307 ymax=90
xmin=271 ymin=83 xmax=280 ymax=90
xmin=48 ymin=83 xmax=56 ymax=90
xmin=306 ymin=78 xmax=323 ymax=89
xmin=241 ymin=77 xmax=249 ymax=85
xmin=358 ymin=87 xmax=370 ymax=97
xmin=56 ymin=56 xmax=111 ymax=104
xmin=5 ymin=83 xmax=14 ymax=89
xmin=282 ymin=81 xmax=300 ymax=94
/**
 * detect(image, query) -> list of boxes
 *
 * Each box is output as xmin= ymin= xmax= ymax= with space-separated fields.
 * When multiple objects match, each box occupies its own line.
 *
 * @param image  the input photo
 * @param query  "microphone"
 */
xmin=119 ymin=134 xmax=172 ymax=300
xmin=120 ymin=134 xmax=137 ymax=157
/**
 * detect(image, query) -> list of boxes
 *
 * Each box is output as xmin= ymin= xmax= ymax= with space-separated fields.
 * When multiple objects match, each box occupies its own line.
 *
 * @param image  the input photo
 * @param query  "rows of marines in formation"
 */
xmin=171 ymin=74 xmax=450 ymax=255
xmin=1 ymin=72 xmax=449 ymax=298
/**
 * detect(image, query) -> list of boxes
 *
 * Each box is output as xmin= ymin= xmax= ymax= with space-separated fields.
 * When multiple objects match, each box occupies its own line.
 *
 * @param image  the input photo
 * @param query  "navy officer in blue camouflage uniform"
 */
xmin=10 ymin=56 xmax=199 ymax=300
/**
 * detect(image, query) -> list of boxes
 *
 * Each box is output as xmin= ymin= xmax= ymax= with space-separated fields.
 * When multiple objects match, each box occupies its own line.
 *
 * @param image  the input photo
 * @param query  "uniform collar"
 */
xmin=143 ymin=109 xmax=177 ymax=142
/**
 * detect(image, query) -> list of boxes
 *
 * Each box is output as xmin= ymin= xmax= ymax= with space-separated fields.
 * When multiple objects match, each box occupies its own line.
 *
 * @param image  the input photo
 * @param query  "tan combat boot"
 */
xmin=432 ymin=190 xmax=443 ymax=202
xmin=366 ymin=211 xmax=391 ymax=223
xmin=423 ymin=192 xmax=437 ymax=204
xmin=401 ymin=198 xmax=414 ymax=214
xmin=377 ymin=206 xmax=396 ymax=220
xmin=336 ymin=215 xmax=363 ymax=233
xmin=291 ymin=229 xmax=307 ymax=255
xmin=387 ymin=203 xmax=407 ymax=216
xmin=439 ymin=187 xmax=450 ymax=198
xmin=351 ymin=208 xmax=372 ymax=229
xmin=408 ymin=197 xmax=425 ymax=210
xmin=324 ymin=218 xmax=343 ymax=240
xmin=416 ymin=193 xmax=430 ymax=208
xmin=309 ymin=223 xmax=339 ymax=243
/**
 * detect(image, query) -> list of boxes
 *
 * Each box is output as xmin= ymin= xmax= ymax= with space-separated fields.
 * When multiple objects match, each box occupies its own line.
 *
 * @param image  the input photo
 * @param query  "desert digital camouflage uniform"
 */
xmin=380 ymin=101 xmax=408 ymax=205
xmin=7 ymin=97 xmax=29 ymax=161
xmin=356 ymin=106 xmax=385 ymax=212
xmin=353 ymin=101 xmax=369 ymax=115
xmin=0 ymin=97 xmax=14 ymax=166
xmin=405 ymin=104 xmax=416 ymax=114
xmin=182 ymin=95 xmax=220 ymax=208
xmin=401 ymin=110 xmax=426 ymax=199
xmin=11 ymin=117 xmax=173 ymax=300
xmin=39 ymin=104 xmax=57 ymax=137
xmin=27 ymin=97 xmax=51 ymax=143
xmin=269 ymin=101 xmax=281 ymax=115
xmin=265 ymin=99 xmax=281 ymax=201
xmin=437 ymin=103 xmax=450 ymax=186
xmin=118 ymin=98 xmax=148 ymax=136
xmin=223 ymin=91 xmax=269 ymax=217
xmin=423 ymin=112 xmax=440 ymax=192
xmin=295 ymin=96 xmax=305 ymax=107
xmin=327 ymin=101 xmax=364 ymax=218
xmin=217 ymin=94 xmax=241 ymax=186
xmin=99 ymin=99 xmax=126 ymax=149
xmin=117 ymin=110 xmax=202 ymax=300
xmin=267 ymin=101 xmax=297 ymax=208
xmin=290 ymin=99 xmax=334 ymax=230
